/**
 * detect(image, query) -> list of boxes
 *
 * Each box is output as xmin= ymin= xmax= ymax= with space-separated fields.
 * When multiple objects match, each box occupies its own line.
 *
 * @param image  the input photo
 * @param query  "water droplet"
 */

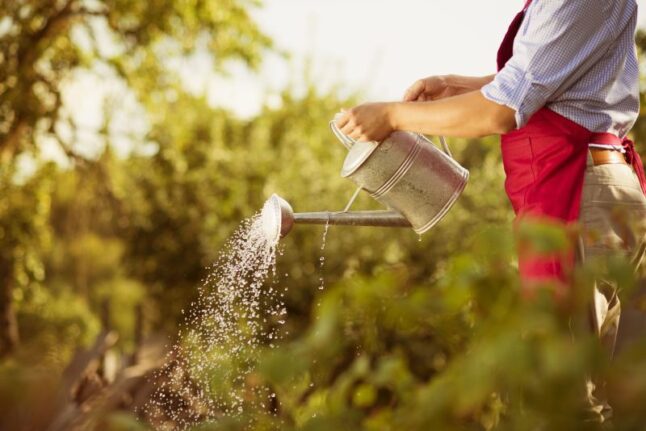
xmin=316 ymin=219 xmax=330 ymax=292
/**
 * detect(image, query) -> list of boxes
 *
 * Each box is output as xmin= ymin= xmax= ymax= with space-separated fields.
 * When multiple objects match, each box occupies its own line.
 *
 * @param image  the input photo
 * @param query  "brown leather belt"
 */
xmin=590 ymin=148 xmax=628 ymax=166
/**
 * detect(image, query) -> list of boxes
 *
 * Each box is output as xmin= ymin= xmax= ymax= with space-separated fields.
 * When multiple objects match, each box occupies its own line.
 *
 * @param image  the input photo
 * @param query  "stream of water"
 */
xmin=144 ymin=194 xmax=343 ymax=429
xmin=318 ymin=218 xmax=330 ymax=291
xmin=144 ymin=213 xmax=283 ymax=429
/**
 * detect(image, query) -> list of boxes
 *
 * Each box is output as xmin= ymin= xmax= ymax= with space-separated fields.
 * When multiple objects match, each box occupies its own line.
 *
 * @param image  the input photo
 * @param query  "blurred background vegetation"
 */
xmin=1 ymin=1 xmax=646 ymax=430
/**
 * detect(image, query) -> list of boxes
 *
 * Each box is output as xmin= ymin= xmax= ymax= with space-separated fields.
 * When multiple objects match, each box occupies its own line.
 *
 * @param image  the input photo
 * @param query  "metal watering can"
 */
xmin=261 ymin=113 xmax=469 ymax=242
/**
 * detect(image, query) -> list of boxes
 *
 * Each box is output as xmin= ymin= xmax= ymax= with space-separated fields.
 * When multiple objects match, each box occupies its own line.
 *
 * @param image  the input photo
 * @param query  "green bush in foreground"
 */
xmin=1 ymin=214 xmax=645 ymax=431
xmin=189 ymin=223 xmax=646 ymax=431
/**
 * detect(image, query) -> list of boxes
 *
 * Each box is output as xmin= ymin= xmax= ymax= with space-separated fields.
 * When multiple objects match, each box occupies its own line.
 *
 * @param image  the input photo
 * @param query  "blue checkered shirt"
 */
xmin=481 ymin=0 xmax=639 ymax=137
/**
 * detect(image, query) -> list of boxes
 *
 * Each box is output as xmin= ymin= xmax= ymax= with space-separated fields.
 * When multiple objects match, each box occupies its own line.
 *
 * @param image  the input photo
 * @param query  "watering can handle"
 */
xmin=438 ymin=136 xmax=453 ymax=158
xmin=329 ymin=120 xmax=354 ymax=150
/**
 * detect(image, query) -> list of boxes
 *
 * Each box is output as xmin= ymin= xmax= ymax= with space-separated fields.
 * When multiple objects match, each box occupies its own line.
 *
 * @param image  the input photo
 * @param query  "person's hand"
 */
xmin=403 ymin=76 xmax=454 ymax=102
xmin=335 ymin=102 xmax=396 ymax=143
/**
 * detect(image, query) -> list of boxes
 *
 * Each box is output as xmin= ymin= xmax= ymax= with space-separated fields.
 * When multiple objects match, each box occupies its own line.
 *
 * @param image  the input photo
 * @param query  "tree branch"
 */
xmin=17 ymin=0 xmax=75 ymax=69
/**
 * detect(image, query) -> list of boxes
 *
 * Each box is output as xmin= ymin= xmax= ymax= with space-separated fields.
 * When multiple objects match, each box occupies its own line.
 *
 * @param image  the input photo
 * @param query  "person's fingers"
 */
xmin=403 ymin=80 xmax=425 ymax=102
xmin=404 ymin=81 xmax=423 ymax=101
xmin=348 ymin=128 xmax=363 ymax=141
xmin=340 ymin=118 xmax=355 ymax=136
xmin=335 ymin=110 xmax=351 ymax=129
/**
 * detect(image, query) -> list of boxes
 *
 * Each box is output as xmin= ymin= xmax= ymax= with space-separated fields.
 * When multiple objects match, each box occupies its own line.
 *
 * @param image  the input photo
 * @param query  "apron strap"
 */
xmin=496 ymin=0 xmax=534 ymax=71
xmin=623 ymin=137 xmax=646 ymax=196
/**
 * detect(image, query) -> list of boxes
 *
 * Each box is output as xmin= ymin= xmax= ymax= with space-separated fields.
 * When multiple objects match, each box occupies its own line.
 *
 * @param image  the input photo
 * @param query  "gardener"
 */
xmin=335 ymin=0 xmax=646 ymax=422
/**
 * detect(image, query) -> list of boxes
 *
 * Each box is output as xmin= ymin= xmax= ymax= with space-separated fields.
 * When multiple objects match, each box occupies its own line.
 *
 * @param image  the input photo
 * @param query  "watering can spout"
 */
xmin=260 ymin=194 xmax=411 ymax=242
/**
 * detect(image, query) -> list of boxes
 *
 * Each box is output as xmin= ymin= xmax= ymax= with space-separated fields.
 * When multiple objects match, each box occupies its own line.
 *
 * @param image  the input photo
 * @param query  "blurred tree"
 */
xmin=0 ymin=0 xmax=271 ymax=356
xmin=0 ymin=0 xmax=271 ymax=162
xmin=0 ymin=163 xmax=53 ymax=357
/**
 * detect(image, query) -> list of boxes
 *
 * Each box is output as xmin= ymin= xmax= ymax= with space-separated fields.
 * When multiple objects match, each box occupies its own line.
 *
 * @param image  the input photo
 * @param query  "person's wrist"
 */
xmin=388 ymin=102 xmax=404 ymax=131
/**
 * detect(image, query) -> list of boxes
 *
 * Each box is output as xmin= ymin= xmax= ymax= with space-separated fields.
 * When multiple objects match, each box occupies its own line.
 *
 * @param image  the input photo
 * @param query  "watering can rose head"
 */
xmin=260 ymin=194 xmax=295 ymax=243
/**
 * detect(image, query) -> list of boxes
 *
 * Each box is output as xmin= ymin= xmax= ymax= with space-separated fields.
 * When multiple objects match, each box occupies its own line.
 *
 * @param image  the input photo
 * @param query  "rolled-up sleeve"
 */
xmin=482 ymin=0 xmax=614 ymax=128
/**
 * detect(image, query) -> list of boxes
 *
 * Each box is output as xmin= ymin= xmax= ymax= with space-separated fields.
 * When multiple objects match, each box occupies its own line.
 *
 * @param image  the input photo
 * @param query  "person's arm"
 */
xmin=403 ymin=74 xmax=496 ymax=102
xmin=394 ymin=90 xmax=514 ymax=137
xmin=337 ymin=91 xmax=515 ymax=141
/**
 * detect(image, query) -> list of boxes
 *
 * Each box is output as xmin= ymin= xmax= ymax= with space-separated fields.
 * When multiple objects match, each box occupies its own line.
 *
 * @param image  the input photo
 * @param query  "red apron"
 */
xmin=497 ymin=1 xmax=646 ymax=287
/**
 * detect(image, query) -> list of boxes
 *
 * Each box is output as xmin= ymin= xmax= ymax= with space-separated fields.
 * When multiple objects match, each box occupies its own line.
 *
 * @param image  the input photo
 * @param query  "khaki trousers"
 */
xmin=578 ymin=151 xmax=646 ymax=422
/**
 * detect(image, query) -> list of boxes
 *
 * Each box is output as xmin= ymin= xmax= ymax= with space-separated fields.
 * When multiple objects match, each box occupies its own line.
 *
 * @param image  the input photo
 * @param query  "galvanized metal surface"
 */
xmin=293 ymin=210 xmax=411 ymax=227
xmin=261 ymin=195 xmax=411 ymax=240
xmin=330 ymin=119 xmax=469 ymax=234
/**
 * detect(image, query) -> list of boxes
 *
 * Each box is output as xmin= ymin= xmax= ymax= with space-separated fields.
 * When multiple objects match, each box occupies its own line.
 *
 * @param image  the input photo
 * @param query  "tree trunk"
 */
xmin=0 ymin=119 xmax=27 ymax=163
xmin=131 ymin=303 xmax=144 ymax=365
xmin=0 ymin=256 xmax=19 ymax=358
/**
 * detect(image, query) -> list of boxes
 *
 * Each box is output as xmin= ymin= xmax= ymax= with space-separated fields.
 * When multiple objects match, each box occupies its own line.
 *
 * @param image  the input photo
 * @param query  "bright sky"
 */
xmin=205 ymin=0 xmax=646 ymax=117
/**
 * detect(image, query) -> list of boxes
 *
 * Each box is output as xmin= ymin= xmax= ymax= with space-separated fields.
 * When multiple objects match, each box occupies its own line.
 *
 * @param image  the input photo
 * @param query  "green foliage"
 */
xmin=17 ymin=283 xmax=101 ymax=366
xmin=0 ymin=0 xmax=271 ymax=160
xmin=0 ymin=162 xmax=53 ymax=286
xmin=195 ymin=226 xmax=645 ymax=431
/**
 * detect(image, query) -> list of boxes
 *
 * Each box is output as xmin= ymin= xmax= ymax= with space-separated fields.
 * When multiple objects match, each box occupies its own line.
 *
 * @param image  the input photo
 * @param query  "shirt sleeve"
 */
xmin=481 ymin=0 xmax=615 ymax=128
